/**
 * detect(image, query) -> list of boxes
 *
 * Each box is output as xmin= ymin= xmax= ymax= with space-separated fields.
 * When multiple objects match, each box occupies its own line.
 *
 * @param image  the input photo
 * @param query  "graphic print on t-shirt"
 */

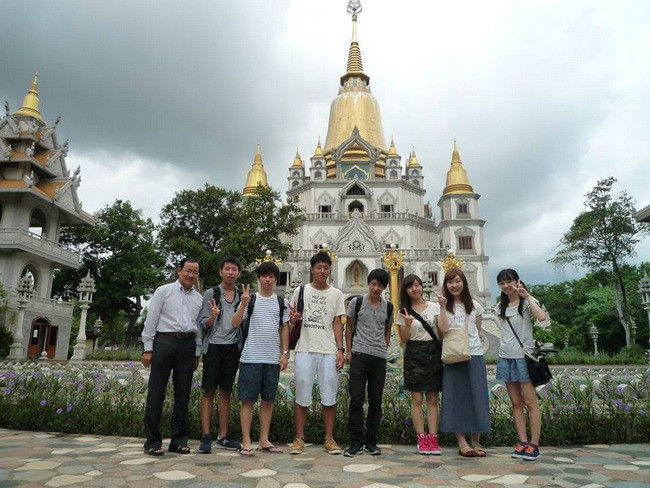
xmin=304 ymin=294 xmax=329 ymax=330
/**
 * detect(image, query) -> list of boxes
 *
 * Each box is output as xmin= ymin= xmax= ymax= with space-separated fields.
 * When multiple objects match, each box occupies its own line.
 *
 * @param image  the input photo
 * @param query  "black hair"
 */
xmin=442 ymin=268 xmax=474 ymax=315
xmin=496 ymin=268 xmax=525 ymax=318
xmin=220 ymin=255 xmax=241 ymax=271
xmin=178 ymin=257 xmax=198 ymax=269
xmin=399 ymin=274 xmax=423 ymax=312
xmin=367 ymin=268 xmax=389 ymax=288
xmin=257 ymin=261 xmax=280 ymax=281
xmin=310 ymin=251 xmax=332 ymax=268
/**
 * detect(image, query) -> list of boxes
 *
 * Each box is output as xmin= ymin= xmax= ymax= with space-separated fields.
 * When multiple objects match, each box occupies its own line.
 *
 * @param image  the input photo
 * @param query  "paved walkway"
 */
xmin=0 ymin=429 xmax=648 ymax=487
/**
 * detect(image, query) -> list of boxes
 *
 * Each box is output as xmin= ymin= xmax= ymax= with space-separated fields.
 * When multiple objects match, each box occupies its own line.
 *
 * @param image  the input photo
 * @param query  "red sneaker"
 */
xmin=428 ymin=433 xmax=442 ymax=455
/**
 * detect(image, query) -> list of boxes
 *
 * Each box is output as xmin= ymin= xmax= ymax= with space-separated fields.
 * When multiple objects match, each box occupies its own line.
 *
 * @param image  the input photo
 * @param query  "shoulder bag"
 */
xmin=441 ymin=311 xmax=471 ymax=364
xmin=288 ymin=285 xmax=305 ymax=350
xmin=505 ymin=316 xmax=552 ymax=387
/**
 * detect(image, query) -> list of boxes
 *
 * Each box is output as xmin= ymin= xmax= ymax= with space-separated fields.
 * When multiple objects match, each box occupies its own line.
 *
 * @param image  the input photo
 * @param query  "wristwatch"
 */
xmin=337 ymin=347 xmax=345 ymax=353
xmin=282 ymin=350 xmax=290 ymax=356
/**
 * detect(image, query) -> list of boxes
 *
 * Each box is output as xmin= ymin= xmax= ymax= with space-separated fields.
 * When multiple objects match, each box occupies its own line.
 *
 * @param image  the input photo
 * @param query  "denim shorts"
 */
xmin=237 ymin=362 xmax=280 ymax=403
xmin=496 ymin=357 xmax=531 ymax=383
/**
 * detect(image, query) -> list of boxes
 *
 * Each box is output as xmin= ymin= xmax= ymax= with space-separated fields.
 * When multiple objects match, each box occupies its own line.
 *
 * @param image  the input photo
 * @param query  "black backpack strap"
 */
xmin=234 ymin=286 xmax=242 ymax=309
xmin=276 ymin=294 xmax=285 ymax=331
xmin=386 ymin=301 xmax=394 ymax=330
xmin=409 ymin=309 xmax=442 ymax=350
xmin=350 ymin=295 xmax=364 ymax=342
xmin=212 ymin=286 xmax=221 ymax=323
xmin=297 ymin=285 xmax=305 ymax=312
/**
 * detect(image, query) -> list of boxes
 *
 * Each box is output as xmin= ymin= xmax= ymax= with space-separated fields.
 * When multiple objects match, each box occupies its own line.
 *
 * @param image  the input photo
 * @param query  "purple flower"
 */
xmin=616 ymin=386 xmax=624 ymax=394
xmin=192 ymin=381 xmax=200 ymax=388
xmin=77 ymin=384 xmax=84 ymax=391
xmin=128 ymin=361 xmax=134 ymax=367
xmin=56 ymin=408 xmax=63 ymax=414
xmin=32 ymin=371 xmax=40 ymax=378
xmin=3 ymin=388 xmax=11 ymax=394
xmin=66 ymin=404 xmax=73 ymax=412
xmin=40 ymin=399 xmax=47 ymax=406
xmin=640 ymin=410 xmax=646 ymax=416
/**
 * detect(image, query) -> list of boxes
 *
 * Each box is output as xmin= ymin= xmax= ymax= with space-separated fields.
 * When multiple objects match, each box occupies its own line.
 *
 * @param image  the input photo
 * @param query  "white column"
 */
xmin=7 ymin=276 xmax=33 ymax=360
xmin=70 ymin=271 xmax=96 ymax=361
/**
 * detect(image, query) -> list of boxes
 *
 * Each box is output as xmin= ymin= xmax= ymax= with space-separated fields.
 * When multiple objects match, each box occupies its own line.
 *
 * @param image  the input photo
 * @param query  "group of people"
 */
xmin=141 ymin=252 xmax=547 ymax=462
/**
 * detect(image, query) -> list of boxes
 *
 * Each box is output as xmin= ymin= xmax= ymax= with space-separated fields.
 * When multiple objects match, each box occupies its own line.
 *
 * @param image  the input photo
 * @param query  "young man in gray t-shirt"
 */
xmin=343 ymin=268 xmax=393 ymax=457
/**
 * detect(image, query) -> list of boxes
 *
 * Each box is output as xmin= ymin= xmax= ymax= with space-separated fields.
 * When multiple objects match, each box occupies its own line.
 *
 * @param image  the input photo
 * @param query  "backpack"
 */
xmin=349 ymin=295 xmax=394 ymax=341
xmin=240 ymin=293 xmax=286 ymax=348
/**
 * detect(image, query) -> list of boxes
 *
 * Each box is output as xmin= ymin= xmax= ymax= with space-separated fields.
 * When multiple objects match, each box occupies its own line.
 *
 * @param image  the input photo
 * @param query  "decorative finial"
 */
xmin=256 ymin=249 xmax=282 ymax=265
xmin=347 ymin=0 xmax=362 ymax=16
xmin=440 ymin=249 xmax=464 ymax=274
xmin=316 ymin=243 xmax=337 ymax=261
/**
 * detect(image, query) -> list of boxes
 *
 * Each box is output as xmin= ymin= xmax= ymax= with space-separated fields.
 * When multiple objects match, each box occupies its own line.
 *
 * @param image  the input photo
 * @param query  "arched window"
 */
xmin=292 ymin=180 xmax=299 ymax=187
xmin=292 ymin=171 xmax=301 ymax=178
xmin=411 ymin=179 xmax=419 ymax=186
xmin=346 ymin=184 xmax=365 ymax=196
xmin=348 ymin=200 xmax=364 ymax=215
xmin=29 ymin=208 xmax=47 ymax=237
xmin=314 ymin=170 xmax=322 ymax=179
xmin=390 ymin=169 xmax=398 ymax=179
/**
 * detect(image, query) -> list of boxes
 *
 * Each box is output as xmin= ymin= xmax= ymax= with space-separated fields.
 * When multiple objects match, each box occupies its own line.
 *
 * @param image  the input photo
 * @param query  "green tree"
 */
xmin=158 ymin=184 xmax=304 ymax=286
xmin=550 ymin=177 xmax=649 ymax=345
xmin=54 ymin=200 xmax=165 ymax=346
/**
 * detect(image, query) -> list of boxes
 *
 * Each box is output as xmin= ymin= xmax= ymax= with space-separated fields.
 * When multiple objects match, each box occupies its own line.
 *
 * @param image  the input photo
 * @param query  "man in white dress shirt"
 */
xmin=141 ymin=257 xmax=203 ymax=456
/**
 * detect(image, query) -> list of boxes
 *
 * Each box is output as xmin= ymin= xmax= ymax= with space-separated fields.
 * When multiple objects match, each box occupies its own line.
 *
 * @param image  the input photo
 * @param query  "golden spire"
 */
xmin=408 ymin=147 xmax=421 ymax=167
xmin=387 ymin=136 xmax=398 ymax=156
xmin=340 ymin=4 xmax=369 ymax=86
xmin=443 ymin=140 xmax=474 ymax=194
xmin=440 ymin=250 xmax=465 ymax=273
xmin=313 ymin=138 xmax=324 ymax=157
xmin=242 ymin=144 xmax=269 ymax=196
xmin=13 ymin=73 xmax=44 ymax=123
xmin=323 ymin=1 xmax=386 ymax=158
xmin=291 ymin=148 xmax=303 ymax=168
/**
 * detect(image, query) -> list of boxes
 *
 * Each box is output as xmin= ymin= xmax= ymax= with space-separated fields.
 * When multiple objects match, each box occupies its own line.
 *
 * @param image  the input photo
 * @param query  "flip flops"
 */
xmin=472 ymin=445 xmax=487 ymax=457
xmin=239 ymin=448 xmax=255 ymax=457
xmin=168 ymin=445 xmax=191 ymax=454
xmin=258 ymin=444 xmax=283 ymax=453
xmin=458 ymin=445 xmax=477 ymax=457
xmin=144 ymin=447 xmax=165 ymax=456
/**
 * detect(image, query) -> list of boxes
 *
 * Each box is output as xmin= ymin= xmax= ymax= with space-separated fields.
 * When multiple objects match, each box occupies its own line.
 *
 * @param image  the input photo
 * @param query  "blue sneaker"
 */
xmin=215 ymin=435 xmax=241 ymax=450
xmin=522 ymin=443 xmax=540 ymax=461
xmin=511 ymin=441 xmax=528 ymax=459
xmin=198 ymin=434 xmax=212 ymax=454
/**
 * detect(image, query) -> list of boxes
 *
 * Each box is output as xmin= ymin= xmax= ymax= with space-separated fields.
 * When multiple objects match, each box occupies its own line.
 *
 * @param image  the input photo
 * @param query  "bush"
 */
xmin=86 ymin=345 xmax=143 ymax=361
xmin=1 ymin=364 xmax=649 ymax=445
xmin=547 ymin=346 xmax=647 ymax=365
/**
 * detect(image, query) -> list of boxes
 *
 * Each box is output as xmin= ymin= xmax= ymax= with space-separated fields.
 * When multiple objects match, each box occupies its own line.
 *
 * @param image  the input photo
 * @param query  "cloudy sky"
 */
xmin=2 ymin=0 xmax=649 ymax=295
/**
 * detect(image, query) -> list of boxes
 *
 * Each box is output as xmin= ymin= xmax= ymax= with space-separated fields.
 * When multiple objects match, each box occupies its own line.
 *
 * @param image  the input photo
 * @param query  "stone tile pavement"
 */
xmin=0 ymin=429 xmax=648 ymax=487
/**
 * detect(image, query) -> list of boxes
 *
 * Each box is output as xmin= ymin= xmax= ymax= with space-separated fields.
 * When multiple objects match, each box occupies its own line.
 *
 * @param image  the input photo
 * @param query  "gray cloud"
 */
xmin=2 ymin=0 xmax=649 ymax=298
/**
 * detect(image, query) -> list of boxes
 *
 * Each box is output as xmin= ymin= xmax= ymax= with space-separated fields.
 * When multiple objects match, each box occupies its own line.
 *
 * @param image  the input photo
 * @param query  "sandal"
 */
xmin=458 ymin=445 xmax=477 ymax=457
xmin=168 ymin=445 xmax=191 ymax=454
xmin=239 ymin=448 xmax=255 ymax=457
xmin=258 ymin=444 xmax=283 ymax=453
xmin=472 ymin=445 xmax=487 ymax=457
xmin=144 ymin=447 xmax=165 ymax=456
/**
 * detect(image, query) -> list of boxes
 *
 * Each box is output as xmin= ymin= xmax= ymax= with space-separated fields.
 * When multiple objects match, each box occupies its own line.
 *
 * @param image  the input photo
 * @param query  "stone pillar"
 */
xmin=639 ymin=272 xmax=650 ymax=360
xmin=70 ymin=271 xmax=96 ymax=361
xmin=7 ymin=276 xmax=34 ymax=360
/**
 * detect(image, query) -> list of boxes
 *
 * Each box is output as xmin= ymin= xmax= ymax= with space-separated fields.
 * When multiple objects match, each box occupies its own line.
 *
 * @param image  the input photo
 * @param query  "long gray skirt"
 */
xmin=440 ymin=355 xmax=491 ymax=433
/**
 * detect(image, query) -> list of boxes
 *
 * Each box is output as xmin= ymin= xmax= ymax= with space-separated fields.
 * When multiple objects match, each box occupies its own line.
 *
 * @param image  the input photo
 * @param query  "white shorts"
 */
xmin=293 ymin=352 xmax=339 ymax=407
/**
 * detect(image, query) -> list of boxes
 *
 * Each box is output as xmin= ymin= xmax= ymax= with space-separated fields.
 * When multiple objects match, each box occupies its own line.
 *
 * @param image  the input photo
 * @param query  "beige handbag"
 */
xmin=441 ymin=313 xmax=471 ymax=364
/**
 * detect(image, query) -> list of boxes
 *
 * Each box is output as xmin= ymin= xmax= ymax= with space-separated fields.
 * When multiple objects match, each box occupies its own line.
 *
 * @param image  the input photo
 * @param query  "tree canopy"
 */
xmin=54 ymin=200 xmax=165 ymax=345
xmin=550 ymin=177 xmax=649 ymax=345
xmin=158 ymin=184 xmax=304 ymax=286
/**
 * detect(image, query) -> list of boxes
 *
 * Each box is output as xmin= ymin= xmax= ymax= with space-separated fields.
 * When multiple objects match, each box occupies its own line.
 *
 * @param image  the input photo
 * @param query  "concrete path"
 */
xmin=0 ymin=429 xmax=648 ymax=487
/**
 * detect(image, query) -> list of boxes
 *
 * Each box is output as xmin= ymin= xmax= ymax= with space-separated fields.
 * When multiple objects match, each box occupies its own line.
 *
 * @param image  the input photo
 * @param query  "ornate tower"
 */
xmin=437 ymin=141 xmax=490 ymax=303
xmin=242 ymin=144 xmax=269 ymax=197
xmin=0 ymin=74 xmax=94 ymax=359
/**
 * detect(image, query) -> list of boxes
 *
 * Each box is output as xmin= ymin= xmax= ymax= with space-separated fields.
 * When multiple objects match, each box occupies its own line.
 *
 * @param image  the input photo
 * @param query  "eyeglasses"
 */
xmin=181 ymin=269 xmax=199 ymax=276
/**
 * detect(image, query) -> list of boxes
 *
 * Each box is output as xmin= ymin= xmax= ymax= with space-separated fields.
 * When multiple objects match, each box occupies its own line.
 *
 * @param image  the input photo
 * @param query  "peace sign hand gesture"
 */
xmin=514 ymin=281 xmax=529 ymax=299
xmin=209 ymin=298 xmax=220 ymax=319
xmin=398 ymin=308 xmax=413 ymax=327
xmin=240 ymin=284 xmax=251 ymax=307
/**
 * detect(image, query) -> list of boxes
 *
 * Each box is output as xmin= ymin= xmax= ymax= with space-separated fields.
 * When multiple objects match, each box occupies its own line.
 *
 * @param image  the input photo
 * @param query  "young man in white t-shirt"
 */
xmin=231 ymin=261 xmax=290 ymax=456
xmin=288 ymin=251 xmax=346 ymax=455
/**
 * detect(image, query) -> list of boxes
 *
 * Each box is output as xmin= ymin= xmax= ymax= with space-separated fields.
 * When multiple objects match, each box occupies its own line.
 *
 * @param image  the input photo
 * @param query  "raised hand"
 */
xmin=435 ymin=292 xmax=447 ymax=309
xmin=515 ymin=281 xmax=529 ymax=299
xmin=209 ymin=298 xmax=220 ymax=319
xmin=399 ymin=308 xmax=413 ymax=327
xmin=240 ymin=284 xmax=251 ymax=307
xmin=289 ymin=304 xmax=302 ymax=324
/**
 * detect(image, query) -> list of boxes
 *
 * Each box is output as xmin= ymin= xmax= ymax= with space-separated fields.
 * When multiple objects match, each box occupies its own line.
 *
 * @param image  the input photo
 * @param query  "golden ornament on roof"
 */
xmin=440 ymin=250 xmax=464 ymax=274
xmin=256 ymin=249 xmax=282 ymax=265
